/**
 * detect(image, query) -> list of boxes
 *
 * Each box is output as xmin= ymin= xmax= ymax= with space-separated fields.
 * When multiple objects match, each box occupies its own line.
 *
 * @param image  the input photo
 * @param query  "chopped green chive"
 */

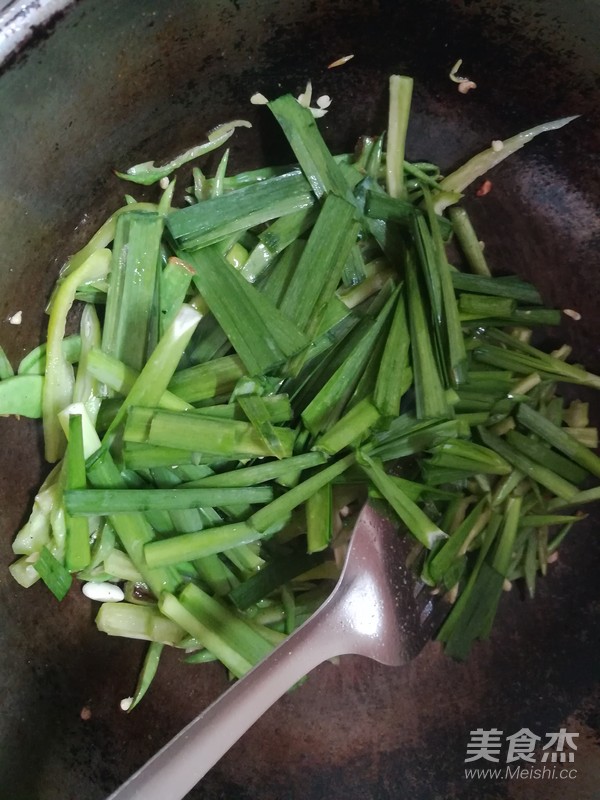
xmin=34 ymin=546 xmax=72 ymax=601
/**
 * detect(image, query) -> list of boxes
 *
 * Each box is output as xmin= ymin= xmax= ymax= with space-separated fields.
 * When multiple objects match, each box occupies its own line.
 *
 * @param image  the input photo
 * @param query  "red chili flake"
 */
xmin=476 ymin=180 xmax=493 ymax=197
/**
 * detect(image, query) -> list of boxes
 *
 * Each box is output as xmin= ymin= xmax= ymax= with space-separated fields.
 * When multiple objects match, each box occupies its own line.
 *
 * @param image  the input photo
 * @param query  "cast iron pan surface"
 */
xmin=0 ymin=1 xmax=599 ymax=798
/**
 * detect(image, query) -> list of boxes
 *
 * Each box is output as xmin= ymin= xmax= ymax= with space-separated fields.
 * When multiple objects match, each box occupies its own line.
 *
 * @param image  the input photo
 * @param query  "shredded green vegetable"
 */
xmin=3 ymin=74 xmax=595 ymax=708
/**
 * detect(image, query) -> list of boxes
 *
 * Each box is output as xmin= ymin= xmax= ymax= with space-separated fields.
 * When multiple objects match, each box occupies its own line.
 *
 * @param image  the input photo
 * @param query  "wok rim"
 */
xmin=0 ymin=0 xmax=74 ymax=66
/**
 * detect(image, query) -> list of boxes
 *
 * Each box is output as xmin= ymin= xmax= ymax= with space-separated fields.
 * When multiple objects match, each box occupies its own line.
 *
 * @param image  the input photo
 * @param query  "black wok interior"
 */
xmin=0 ymin=1 xmax=599 ymax=798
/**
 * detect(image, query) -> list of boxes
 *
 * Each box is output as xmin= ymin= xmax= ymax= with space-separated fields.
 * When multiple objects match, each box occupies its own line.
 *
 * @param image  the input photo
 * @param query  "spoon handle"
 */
xmin=107 ymin=591 xmax=347 ymax=800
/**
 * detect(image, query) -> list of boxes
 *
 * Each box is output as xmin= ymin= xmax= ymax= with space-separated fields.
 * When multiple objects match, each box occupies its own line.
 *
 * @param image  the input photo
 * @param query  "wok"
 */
xmin=0 ymin=1 xmax=599 ymax=798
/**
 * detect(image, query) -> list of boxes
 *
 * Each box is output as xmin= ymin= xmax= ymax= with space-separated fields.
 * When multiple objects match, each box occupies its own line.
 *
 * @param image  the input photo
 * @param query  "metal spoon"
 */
xmin=107 ymin=502 xmax=442 ymax=800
